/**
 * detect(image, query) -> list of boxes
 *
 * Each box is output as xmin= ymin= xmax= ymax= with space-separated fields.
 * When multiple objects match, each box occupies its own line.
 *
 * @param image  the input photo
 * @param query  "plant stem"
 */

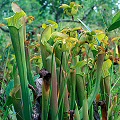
xmin=8 ymin=26 xmax=31 ymax=120
xmin=50 ymin=53 xmax=58 ymax=120
xmin=70 ymin=69 xmax=76 ymax=110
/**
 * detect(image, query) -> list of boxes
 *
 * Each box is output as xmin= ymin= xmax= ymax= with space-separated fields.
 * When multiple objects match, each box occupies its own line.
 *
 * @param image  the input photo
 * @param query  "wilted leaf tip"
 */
xmin=12 ymin=2 xmax=22 ymax=13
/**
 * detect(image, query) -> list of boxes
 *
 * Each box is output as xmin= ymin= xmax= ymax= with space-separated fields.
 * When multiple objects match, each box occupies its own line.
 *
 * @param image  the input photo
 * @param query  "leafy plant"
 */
xmin=0 ymin=1 xmax=120 ymax=120
xmin=5 ymin=3 xmax=32 ymax=120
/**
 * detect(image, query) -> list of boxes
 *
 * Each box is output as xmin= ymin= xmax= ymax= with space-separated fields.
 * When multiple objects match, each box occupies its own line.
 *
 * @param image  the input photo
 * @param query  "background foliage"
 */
xmin=0 ymin=0 xmax=120 ymax=120
xmin=0 ymin=0 xmax=120 ymax=54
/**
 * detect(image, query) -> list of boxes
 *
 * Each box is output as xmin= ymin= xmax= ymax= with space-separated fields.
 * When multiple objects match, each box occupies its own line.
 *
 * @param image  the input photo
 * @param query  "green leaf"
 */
xmin=42 ymin=23 xmax=47 ymax=29
xmin=51 ymin=32 xmax=68 ymax=38
xmin=41 ymin=26 xmax=52 ymax=45
xmin=74 ymin=102 xmax=80 ymax=120
xmin=108 ymin=20 xmax=120 ymax=31
xmin=96 ymin=33 xmax=105 ymax=41
xmin=48 ymin=20 xmax=58 ymax=28
xmin=71 ymin=60 xmax=87 ymax=69
xmin=6 ymin=3 xmax=32 ymax=120
xmin=5 ymin=96 xmax=13 ymax=106
xmin=102 ymin=59 xmax=112 ymax=77
xmin=72 ymin=27 xmax=82 ymax=31
xmin=102 ymin=59 xmax=112 ymax=71
xmin=83 ymin=94 xmax=89 ymax=120
xmin=5 ymin=80 xmax=14 ymax=96
xmin=70 ymin=2 xmax=75 ymax=7
xmin=10 ymin=85 xmax=21 ymax=97
xmin=5 ymin=11 xmax=26 ymax=29
xmin=71 ymin=7 xmax=78 ymax=15
xmin=112 ymin=11 xmax=120 ymax=23
xmin=5 ymin=2 xmax=26 ymax=29
xmin=108 ymin=11 xmax=120 ymax=31
xmin=59 ymin=4 xmax=70 ymax=9
xmin=44 ymin=42 xmax=53 ymax=54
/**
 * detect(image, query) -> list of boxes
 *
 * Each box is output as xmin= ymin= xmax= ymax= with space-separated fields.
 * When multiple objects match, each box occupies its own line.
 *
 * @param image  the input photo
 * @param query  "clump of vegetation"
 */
xmin=0 ymin=1 xmax=120 ymax=120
